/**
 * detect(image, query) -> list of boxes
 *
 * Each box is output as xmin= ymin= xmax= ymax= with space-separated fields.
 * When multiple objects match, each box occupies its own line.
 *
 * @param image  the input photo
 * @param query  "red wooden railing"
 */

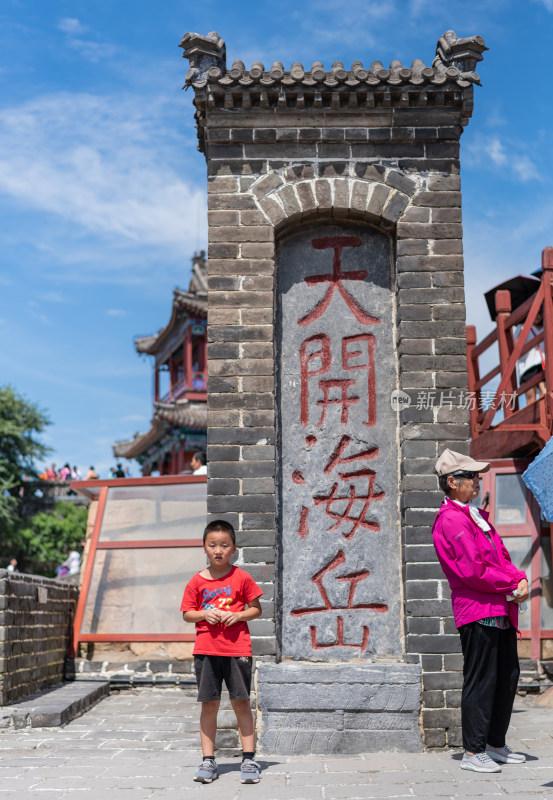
xmin=467 ymin=247 xmax=553 ymax=459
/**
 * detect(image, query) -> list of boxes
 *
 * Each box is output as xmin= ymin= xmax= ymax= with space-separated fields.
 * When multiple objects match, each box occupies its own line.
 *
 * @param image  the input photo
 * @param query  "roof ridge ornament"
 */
xmin=433 ymin=29 xmax=487 ymax=81
xmin=180 ymin=30 xmax=226 ymax=87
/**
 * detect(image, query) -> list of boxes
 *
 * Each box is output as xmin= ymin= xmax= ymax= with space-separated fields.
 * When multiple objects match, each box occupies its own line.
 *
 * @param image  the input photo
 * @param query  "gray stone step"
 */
xmin=0 ymin=680 xmax=109 ymax=729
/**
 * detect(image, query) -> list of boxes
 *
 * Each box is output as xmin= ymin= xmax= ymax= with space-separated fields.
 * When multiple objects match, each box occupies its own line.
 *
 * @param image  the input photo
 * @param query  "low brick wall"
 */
xmin=0 ymin=570 xmax=78 ymax=705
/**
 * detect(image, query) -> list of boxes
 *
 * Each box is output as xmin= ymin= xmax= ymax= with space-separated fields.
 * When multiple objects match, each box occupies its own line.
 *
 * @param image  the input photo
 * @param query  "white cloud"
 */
xmin=57 ymin=18 xmax=88 ymax=35
xmin=464 ymin=134 xmax=542 ymax=184
xmin=485 ymin=106 xmax=507 ymax=128
xmin=486 ymin=138 xmax=507 ymax=166
xmin=512 ymin=155 xmax=541 ymax=183
xmin=66 ymin=38 xmax=118 ymax=63
xmin=44 ymin=291 xmax=72 ymax=304
xmin=119 ymin=413 xmax=149 ymax=423
xmin=0 ymin=92 xmax=206 ymax=279
xmin=27 ymin=301 xmax=51 ymax=326
xmin=105 ymin=308 xmax=129 ymax=317
xmin=57 ymin=18 xmax=116 ymax=63
xmin=296 ymin=0 xmax=398 ymax=51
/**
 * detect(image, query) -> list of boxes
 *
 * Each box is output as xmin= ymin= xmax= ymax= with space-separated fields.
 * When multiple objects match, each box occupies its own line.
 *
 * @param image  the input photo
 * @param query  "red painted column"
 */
xmin=466 ymin=325 xmax=480 ymax=436
xmin=169 ymin=352 xmax=174 ymax=399
xmin=495 ymin=290 xmax=516 ymax=417
xmin=185 ymin=327 xmax=193 ymax=389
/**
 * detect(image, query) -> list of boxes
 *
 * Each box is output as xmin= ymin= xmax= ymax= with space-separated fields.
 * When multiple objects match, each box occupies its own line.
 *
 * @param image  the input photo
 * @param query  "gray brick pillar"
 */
xmin=181 ymin=28 xmax=486 ymax=752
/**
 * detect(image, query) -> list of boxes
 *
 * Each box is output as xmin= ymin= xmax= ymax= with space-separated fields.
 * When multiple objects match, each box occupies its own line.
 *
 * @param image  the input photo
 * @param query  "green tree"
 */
xmin=0 ymin=384 xmax=52 ymax=566
xmin=0 ymin=385 xmax=50 ymax=528
xmin=16 ymin=502 xmax=88 ymax=577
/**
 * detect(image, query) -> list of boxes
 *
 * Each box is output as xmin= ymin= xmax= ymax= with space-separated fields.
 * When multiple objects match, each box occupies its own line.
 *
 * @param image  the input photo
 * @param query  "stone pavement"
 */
xmin=1 ymin=686 xmax=552 ymax=799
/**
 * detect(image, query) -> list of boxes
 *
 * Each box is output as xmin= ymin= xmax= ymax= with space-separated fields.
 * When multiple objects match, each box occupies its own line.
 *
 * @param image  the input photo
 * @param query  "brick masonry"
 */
xmin=0 ymin=570 xmax=78 ymax=706
xmin=181 ymin=29 xmax=486 ymax=750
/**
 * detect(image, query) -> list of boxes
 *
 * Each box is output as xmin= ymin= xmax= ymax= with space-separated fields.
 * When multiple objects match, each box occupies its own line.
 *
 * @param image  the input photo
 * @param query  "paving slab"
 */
xmin=0 ymin=680 xmax=109 ymax=728
xmin=0 ymin=687 xmax=551 ymax=798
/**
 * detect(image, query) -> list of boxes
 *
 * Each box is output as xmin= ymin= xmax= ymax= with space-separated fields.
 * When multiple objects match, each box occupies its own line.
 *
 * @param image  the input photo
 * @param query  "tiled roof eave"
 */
xmin=112 ymin=418 xmax=166 ymax=459
xmin=181 ymin=28 xmax=487 ymax=152
xmin=154 ymin=400 xmax=207 ymax=430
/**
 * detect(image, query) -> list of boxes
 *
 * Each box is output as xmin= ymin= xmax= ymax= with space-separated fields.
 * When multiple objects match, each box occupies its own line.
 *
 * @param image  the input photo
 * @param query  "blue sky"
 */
xmin=1 ymin=0 xmax=552 ymax=476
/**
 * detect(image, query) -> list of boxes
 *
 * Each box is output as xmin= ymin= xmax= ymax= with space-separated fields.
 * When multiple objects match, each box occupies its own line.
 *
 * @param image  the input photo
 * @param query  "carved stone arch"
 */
xmin=249 ymin=170 xmax=419 ymax=234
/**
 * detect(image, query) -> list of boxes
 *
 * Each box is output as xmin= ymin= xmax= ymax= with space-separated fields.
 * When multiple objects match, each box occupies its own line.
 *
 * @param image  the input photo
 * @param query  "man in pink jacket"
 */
xmin=432 ymin=449 xmax=529 ymax=773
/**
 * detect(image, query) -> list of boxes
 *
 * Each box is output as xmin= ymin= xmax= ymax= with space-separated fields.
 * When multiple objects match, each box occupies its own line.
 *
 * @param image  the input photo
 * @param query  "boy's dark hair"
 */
xmin=203 ymin=519 xmax=236 ymax=545
xmin=194 ymin=451 xmax=207 ymax=466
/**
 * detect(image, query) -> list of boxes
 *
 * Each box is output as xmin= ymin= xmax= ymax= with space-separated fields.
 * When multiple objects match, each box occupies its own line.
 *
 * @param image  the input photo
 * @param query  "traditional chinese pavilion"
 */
xmin=113 ymin=252 xmax=207 ymax=475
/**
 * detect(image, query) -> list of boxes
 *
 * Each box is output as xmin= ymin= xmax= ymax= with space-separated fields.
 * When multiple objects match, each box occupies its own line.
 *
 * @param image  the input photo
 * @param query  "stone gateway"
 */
xmin=180 ymin=28 xmax=486 ymax=752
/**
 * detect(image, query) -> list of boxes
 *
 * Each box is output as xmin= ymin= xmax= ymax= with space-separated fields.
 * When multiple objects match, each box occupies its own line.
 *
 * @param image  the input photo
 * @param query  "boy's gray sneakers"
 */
xmin=194 ymin=758 xmax=218 ymax=783
xmin=486 ymin=744 xmax=526 ymax=763
xmin=240 ymin=758 xmax=261 ymax=783
xmin=461 ymin=752 xmax=501 ymax=772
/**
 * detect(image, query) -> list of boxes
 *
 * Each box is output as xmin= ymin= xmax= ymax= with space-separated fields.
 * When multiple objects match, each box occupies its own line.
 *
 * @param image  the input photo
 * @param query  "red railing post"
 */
xmin=70 ymin=485 xmax=109 ymax=658
xmin=495 ymin=290 xmax=517 ymax=418
xmin=542 ymin=247 xmax=553 ymax=428
xmin=466 ymin=325 xmax=480 ymax=436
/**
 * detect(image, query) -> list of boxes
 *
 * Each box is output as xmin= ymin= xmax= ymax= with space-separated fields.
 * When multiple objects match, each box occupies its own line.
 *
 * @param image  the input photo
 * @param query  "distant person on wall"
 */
xmin=516 ymin=308 xmax=546 ymax=404
xmin=71 ymin=465 xmax=81 ymax=480
xmin=181 ymin=520 xmax=262 ymax=785
xmin=6 ymin=558 xmax=17 ymax=572
xmin=45 ymin=464 xmax=57 ymax=481
xmin=85 ymin=466 xmax=98 ymax=480
xmin=63 ymin=548 xmax=81 ymax=575
xmin=114 ymin=463 xmax=126 ymax=478
xmin=59 ymin=463 xmax=71 ymax=481
xmin=432 ymin=449 xmax=529 ymax=774
xmin=191 ymin=451 xmax=207 ymax=475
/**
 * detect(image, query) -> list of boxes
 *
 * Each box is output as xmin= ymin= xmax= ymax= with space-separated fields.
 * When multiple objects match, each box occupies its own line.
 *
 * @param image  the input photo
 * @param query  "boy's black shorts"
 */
xmin=194 ymin=654 xmax=252 ymax=702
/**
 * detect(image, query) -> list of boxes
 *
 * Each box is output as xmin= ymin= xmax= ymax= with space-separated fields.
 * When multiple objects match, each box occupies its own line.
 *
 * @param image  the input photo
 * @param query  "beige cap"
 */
xmin=435 ymin=448 xmax=490 ymax=477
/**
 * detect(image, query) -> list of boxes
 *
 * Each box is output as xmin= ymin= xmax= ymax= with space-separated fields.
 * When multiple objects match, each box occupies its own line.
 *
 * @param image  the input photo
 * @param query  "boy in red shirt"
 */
xmin=181 ymin=519 xmax=263 ymax=784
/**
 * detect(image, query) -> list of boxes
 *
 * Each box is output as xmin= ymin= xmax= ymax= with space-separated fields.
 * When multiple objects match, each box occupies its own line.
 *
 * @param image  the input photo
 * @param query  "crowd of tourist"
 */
xmin=38 ymin=463 xmax=82 ymax=481
xmin=37 ymin=463 xmax=133 ymax=482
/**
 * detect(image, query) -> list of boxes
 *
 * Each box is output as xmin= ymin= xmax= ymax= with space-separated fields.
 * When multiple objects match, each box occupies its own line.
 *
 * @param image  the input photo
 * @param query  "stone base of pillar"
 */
xmin=256 ymin=661 xmax=423 ymax=754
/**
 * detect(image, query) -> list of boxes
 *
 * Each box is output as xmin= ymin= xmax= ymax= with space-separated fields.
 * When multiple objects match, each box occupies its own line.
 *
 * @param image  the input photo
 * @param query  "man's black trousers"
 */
xmin=458 ymin=621 xmax=520 ymax=753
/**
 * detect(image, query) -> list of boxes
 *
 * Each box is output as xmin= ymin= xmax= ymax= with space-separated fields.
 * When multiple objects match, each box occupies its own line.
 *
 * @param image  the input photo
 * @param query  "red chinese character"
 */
xmin=310 ymin=616 xmax=369 ymax=653
xmin=294 ymin=436 xmax=383 ymax=540
xmin=290 ymin=549 xmax=388 ymax=654
xmin=316 ymin=379 xmax=360 ymax=426
xmin=298 ymin=236 xmax=381 ymax=326
xmin=342 ymin=334 xmax=377 ymax=427
xmin=314 ymin=475 xmax=384 ymax=539
xmin=299 ymin=334 xmax=377 ymax=428
xmin=299 ymin=334 xmax=331 ymax=426
xmin=291 ymin=549 xmax=388 ymax=616
xmin=323 ymin=434 xmax=379 ymax=472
